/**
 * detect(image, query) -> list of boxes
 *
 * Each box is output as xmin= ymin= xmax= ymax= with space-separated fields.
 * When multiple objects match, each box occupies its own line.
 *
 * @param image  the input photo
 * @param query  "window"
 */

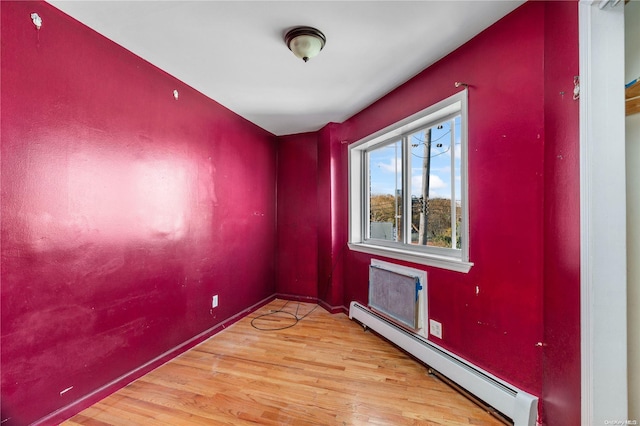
xmin=348 ymin=91 xmax=472 ymax=272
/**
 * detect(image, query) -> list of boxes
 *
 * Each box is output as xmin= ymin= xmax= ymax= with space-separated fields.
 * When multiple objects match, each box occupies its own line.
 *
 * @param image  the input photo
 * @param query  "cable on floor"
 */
xmin=250 ymin=300 xmax=319 ymax=331
xmin=252 ymin=241 xmax=346 ymax=331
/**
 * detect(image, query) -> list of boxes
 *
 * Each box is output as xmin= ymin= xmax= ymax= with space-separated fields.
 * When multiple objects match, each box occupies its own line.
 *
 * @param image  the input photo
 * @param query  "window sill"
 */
xmin=348 ymin=242 xmax=473 ymax=273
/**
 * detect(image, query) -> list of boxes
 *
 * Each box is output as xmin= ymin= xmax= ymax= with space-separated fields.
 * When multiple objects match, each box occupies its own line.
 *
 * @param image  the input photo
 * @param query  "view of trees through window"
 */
xmin=368 ymin=117 xmax=462 ymax=249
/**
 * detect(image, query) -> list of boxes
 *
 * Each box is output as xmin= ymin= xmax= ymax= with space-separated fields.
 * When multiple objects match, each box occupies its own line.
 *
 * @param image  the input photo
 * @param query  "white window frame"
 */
xmin=348 ymin=90 xmax=472 ymax=273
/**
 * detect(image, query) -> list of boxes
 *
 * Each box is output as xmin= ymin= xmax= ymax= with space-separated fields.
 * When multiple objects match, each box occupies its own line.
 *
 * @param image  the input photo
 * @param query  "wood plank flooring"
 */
xmin=63 ymin=300 xmax=503 ymax=425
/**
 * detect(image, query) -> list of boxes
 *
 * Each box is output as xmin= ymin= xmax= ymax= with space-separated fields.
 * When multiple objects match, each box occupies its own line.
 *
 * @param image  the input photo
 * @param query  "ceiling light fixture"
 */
xmin=284 ymin=26 xmax=326 ymax=63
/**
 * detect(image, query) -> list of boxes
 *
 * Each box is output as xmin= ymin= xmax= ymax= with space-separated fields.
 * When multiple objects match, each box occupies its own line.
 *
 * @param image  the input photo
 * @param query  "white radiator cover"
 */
xmin=349 ymin=301 xmax=538 ymax=426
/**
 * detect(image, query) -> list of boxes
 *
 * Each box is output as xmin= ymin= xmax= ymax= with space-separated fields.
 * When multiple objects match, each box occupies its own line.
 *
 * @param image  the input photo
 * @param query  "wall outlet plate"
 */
xmin=212 ymin=295 xmax=218 ymax=308
xmin=429 ymin=319 xmax=442 ymax=339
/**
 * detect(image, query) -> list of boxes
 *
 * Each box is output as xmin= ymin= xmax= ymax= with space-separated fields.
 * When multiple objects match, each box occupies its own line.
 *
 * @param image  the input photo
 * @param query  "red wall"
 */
xmin=316 ymin=124 xmax=348 ymax=309
xmin=542 ymin=2 xmax=581 ymax=425
xmin=1 ymin=1 xmax=581 ymax=424
xmin=1 ymin=2 xmax=277 ymax=424
xmin=276 ymin=133 xmax=318 ymax=298
xmin=316 ymin=2 xmax=580 ymax=422
xmin=337 ymin=0 xmax=546 ymax=394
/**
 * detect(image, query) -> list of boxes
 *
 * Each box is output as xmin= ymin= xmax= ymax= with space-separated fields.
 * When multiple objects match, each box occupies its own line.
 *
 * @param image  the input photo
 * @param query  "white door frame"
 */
xmin=579 ymin=0 xmax=628 ymax=423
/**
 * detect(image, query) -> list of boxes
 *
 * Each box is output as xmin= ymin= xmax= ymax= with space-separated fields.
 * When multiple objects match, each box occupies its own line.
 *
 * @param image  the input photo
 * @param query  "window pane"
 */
xmin=409 ymin=118 xmax=460 ymax=248
xmin=348 ymin=91 xmax=469 ymax=270
xmin=453 ymin=116 xmax=462 ymax=249
xmin=368 ymin=140 xmax=403 ymax=242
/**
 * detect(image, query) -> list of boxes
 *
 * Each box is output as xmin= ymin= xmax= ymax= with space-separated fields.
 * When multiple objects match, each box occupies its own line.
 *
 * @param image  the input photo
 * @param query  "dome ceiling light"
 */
xmin=284 ymin=26 xmax=326 ymax=63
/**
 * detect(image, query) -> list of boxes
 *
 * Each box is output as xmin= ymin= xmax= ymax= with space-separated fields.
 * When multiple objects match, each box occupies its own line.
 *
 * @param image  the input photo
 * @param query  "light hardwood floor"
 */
xmin=64 ymin=300 xmax=504 ymax=425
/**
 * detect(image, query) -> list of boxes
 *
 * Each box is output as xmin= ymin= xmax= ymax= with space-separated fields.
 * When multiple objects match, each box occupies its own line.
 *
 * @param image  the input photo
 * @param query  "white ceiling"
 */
xmin=48 ymin=1 xmax=524 ymax=136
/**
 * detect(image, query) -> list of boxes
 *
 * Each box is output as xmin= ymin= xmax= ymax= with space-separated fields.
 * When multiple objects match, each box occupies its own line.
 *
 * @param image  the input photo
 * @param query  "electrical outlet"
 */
xmin=429 ymin=319 xmax=442 ymax=339
xmin=212 ymin=295 xmax=218 ymax=308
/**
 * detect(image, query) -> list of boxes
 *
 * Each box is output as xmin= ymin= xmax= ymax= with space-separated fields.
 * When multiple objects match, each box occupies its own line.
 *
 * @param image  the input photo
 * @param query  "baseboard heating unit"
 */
xmin=349 ymin=301 xmax=538 ymax=426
